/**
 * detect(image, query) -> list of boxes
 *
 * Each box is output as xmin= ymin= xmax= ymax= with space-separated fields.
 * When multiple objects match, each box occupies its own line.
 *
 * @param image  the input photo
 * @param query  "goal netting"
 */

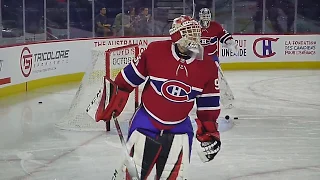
xmin=55 ymin=44 xmax=140 ymax=131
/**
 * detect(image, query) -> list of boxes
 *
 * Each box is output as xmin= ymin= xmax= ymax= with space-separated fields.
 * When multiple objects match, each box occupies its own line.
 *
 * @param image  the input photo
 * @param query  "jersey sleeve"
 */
xmin=196 ymin=65 xmax=221 ymax=124
xmin=114 ymin=48 xmax=148 ymax=92
xmin=213 ymin=22 xmax=233 ymax=44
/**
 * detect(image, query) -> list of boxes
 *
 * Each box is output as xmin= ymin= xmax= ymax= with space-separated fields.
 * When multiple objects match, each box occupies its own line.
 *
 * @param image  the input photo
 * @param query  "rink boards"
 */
xmin=0 ymin=34 xmax=319 ymax=97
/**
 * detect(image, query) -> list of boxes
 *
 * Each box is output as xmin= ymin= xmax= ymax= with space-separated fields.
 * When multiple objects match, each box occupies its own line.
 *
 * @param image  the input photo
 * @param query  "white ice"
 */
xmin=0 ymin=70 xmax=320 ymax=180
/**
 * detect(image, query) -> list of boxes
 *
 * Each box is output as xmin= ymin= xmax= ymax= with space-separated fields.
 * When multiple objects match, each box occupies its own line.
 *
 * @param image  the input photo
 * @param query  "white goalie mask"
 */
xmin=169 ymin=15 xmax=202 ymax=54
xmin=199 ymin=8 xmax=212 ymax=28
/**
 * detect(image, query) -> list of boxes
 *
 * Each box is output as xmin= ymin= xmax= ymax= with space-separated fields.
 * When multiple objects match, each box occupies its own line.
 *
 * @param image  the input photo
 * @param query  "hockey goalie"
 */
xmin=93 ymin=15 xmax=221 ymax=179
xmin=199 ymin=8 xmax=239 ymax=108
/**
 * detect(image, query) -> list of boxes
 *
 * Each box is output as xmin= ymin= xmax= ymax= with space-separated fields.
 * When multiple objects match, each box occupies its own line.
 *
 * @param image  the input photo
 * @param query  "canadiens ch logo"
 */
xmin=253 ymin=37 xmax=279 ymax=58
xmin=200 ymin=37 xmax=218 ymax=46
xmin=161 ymin=80 xmax=191 ymax=103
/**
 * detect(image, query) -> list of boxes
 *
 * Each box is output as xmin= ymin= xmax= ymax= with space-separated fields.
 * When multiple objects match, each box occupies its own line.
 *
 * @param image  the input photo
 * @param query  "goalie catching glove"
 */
xmin=195 ymin=118 xmax=221 ymax=162
xmin=225 ymin=39 xmax=239 ymax=54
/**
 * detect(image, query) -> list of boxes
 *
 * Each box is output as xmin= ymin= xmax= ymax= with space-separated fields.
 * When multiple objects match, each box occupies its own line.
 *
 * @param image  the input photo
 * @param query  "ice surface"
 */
xmin=0 ymin=70 xmax=319 ymax=180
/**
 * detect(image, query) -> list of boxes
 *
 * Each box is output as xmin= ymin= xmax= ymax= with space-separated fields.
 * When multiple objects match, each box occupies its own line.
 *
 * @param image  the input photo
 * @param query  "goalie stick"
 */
xmin=111 ymin=113 xmax=140 ymax=180
xmin=85 ymin=76 xmax=139 ymax=180
xmin=106 ymin=78 xmax=139 ymax=179
xmin=85 ymin=75 xmax=139 ymax=179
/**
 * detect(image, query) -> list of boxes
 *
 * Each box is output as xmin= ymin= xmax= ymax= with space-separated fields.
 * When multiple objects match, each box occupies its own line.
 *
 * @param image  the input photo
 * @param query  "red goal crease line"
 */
xmin=0 ymin=77 xmax=11 ymax=86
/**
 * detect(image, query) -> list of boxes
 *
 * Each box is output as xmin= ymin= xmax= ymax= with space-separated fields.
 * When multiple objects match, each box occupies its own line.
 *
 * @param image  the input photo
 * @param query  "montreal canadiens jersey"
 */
xmin=201 ymin=21 xmax=233 ymax=56
xmin=115 ymin=40 xmax=220 ymax=126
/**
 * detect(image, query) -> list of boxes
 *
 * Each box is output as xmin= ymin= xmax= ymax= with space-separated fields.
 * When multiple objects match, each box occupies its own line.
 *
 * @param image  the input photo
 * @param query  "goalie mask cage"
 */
xmin=55 ymin=44 xmax=140 ymax=131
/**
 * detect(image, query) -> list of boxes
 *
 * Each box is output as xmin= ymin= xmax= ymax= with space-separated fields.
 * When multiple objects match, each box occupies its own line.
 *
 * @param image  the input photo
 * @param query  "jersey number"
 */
xmin=214 ymin=78 xmax=219 ymax=90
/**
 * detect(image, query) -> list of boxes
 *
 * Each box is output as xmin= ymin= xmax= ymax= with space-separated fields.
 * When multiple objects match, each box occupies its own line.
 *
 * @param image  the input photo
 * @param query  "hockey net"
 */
xmin=55 ymin=44 xmax=140 ymax=131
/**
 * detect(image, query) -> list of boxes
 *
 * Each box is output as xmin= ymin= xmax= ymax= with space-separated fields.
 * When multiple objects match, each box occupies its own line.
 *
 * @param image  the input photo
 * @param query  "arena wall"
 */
xmin=0 ymin=35 xmax=319 ymax=97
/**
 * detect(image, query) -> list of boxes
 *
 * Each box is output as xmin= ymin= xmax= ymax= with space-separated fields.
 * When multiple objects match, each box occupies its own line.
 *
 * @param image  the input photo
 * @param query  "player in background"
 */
xmin=199 ymin=8 xmax=238 ymax=112
xmin=199 ymin=7 xmax=239 ymax=63
xmin=96 ymin=15 xmax=222 ymax=179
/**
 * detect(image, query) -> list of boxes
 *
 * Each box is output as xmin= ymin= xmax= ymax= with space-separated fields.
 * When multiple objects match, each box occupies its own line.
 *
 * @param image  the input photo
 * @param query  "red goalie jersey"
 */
xmin=114 ymin=40 xmax=220 ymax=126
xmin=201 ymin=21 xmax=233 ymax=56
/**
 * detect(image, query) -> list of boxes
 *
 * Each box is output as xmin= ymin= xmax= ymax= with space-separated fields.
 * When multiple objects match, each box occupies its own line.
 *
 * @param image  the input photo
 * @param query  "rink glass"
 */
xmin=0 ymin=0 xmax=319 ymax=45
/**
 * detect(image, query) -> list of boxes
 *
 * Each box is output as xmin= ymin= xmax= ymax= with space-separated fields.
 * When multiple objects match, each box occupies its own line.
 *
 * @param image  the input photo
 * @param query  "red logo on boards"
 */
xmin=161 ymin=80 xmax=191 ymax=103
xmin=253 ymin=37 xmax=279 ymax=58
xmin=20 ymin=47 xmax=32 ymax=77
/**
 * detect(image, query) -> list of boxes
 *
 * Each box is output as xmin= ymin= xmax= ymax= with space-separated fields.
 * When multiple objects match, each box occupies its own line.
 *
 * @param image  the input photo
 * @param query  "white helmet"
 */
xmin=199 ymin=8 xmax=212 ymax=28
xmin=169 ymin=15 xmax=202 ymax=53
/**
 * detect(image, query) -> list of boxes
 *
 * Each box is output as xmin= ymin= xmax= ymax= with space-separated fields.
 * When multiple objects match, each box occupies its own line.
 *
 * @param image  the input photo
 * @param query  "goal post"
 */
xmin=104 ymin=44 xmax=140 ymax=131
xmin=55 ymin=44 xmax=140 ymax=131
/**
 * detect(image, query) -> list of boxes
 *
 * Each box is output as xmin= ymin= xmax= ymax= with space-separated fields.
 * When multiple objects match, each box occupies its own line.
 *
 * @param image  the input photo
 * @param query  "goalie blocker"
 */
xmin=86 ymin=76 xmax=130 ymax=122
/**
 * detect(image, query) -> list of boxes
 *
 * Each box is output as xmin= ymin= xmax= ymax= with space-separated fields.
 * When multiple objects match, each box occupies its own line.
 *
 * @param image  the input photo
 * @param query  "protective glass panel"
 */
xmin=93 ymin=0 xmax=119 ymax=37
xmin=69 ymin=0 xmax=92 ymax=38
xmin=113 ymin=0 xmax=151 ymax=37
xmin=296 ymin=0 xmax=320 ymax=33
xmin=25 ymin=0 xmax=45 ymax=42
xmin=153 ymin=0 xmax=185 ymax=36
xmin=234 ymin=0 xmax=259 ymax=34
xmin=0 ymin=0 xmax=24 ymax=45
xmin=263 ymin=0 xmax=295 ymax=34
xmin=46 ymin=0 xmax=67 ymax=40
xmin=215 ymin=0 xmax=233 ymax=33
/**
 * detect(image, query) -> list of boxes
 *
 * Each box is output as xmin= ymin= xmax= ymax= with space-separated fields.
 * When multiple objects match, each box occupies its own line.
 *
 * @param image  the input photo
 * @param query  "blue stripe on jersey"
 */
xmin=150 ymin=79 xmax=163 ymax=93
xmin=188 ymin=90 xmax=202 ymax=100
xmin=210 ymin=37 xmax=218 ymax=44
xmin=123 ymin=63 xmax=145 ymax=86
xmin=150 ymin=78 xmax=202 ymax=101
xmin=211 ymin=55 xmax=219 ymax=63
xmin=196 ymin=96 xmax=220 ymax=108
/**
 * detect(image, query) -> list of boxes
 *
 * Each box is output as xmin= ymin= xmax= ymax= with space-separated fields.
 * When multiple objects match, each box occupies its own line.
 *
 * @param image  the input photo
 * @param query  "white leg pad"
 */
xmin=157 ymin=134 xmax=190 ymax=180
xmin=125 ymin=130 xmax=147 ymax=178
xmin=124 ymin=131 xmax=190 ymax=179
